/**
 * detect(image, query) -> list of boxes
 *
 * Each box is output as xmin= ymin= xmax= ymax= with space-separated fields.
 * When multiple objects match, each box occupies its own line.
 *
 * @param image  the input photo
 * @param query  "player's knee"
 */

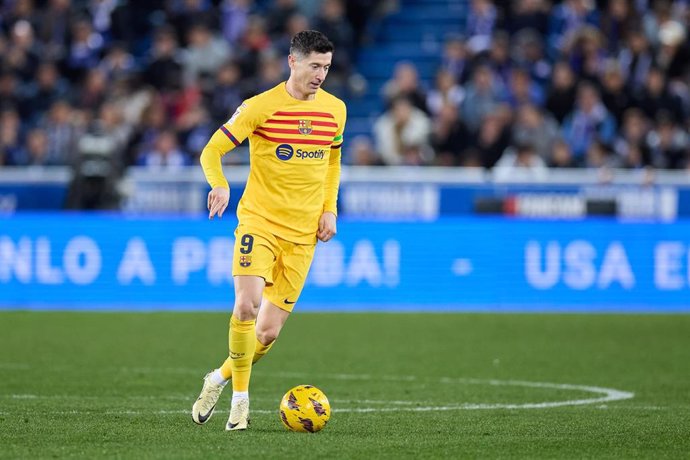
xmin=256 ymin=325 xmax=280 ymax=345
xmin=233 ymin=297 xmax=260 ymax=320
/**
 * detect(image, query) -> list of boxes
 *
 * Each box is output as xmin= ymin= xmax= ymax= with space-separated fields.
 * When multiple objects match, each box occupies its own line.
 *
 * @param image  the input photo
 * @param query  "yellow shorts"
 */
xmin=232 ymin=224 xmax=316 ymax=312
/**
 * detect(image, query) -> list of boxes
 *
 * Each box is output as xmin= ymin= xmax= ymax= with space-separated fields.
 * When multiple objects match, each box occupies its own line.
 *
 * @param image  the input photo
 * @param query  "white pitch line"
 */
xmin=1 ymin=394 xmax=418 ymax=406
xmin=0 ymin=372 xmax=635 ymax=414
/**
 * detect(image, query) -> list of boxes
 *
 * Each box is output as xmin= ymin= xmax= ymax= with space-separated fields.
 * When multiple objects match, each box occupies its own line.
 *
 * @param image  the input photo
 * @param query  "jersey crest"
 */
xmin=298 ymin=119 xmax=313 ymax=135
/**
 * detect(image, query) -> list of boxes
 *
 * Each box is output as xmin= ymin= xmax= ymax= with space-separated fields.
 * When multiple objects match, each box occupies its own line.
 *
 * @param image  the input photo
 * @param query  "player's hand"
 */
xmin=207 ymin=186 xmax=230 ymax=219
xmin=317 ymin=211 xmax=337 ymax=242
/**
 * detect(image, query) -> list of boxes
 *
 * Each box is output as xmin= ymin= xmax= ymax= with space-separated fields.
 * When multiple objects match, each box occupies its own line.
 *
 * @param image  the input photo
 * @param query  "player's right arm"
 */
xmin=199 ymin=99 xmax=263 ymax=219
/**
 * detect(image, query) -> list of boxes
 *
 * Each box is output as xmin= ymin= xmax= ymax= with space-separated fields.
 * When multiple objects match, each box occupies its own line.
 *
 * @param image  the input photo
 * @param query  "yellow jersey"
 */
xmin=200 ymin=82 xmax=347 ymax=244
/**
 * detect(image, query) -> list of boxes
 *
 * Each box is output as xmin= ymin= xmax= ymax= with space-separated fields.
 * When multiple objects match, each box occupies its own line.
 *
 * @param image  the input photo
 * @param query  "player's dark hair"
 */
xmin=290 ymin=30 xmax=334 ymax=57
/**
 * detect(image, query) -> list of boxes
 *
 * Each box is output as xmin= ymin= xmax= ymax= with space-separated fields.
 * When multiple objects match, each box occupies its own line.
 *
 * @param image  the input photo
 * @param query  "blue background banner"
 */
xmin=1 ymin=214 xmax=689 ymax=311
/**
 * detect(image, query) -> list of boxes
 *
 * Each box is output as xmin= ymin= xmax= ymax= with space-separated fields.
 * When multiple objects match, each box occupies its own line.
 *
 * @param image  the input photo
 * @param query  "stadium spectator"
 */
xmin=470 ymin=111 xmax=511 ymax=168
xmin=612 ymin=108 xmax=651 ymax=168
xmin=312 ymin=0 xmax=354 ymax=91
xmin=585 ymin=139 xmax=620 ymax=169
xmin=144 ymin=26 xmax=184 ymax=94
xmin=0 ymin=108 xmax=24 ymax=165
xmin=655 ymin=20 xmax=690 ymax=82
xmin=503 ymin=66 xmax=544 ymax=108
xmin=19 ymin=128 xmax=53 ymax=166
xmin=426 ymin=69 xmax=464 ymax=117
xmin=647 ymin=113 xmax=689 ymax=169
xmin=493 ymin=142 xmax=548 ymax=181
xmin=265 ymin=0 xmax=300 ymax=38
xmin=564 ymin=25 xmax=606 ymax=81
xmin=0 ymin=71 xmax=23 ymax=113
xmin=512 ymin=104 xmax=560 ymax=162
xmin=549 ymin=138 xmax=577 ymax=168
xmin=642 ymin=0 xmax=674 ymax=48
xmin=251 ymin=51 xmax=286 ymax=94
xmin=484 ymin=30 xmax=512 ymax=87
xmin=181 ymin=22 xmax=231 ymax=86
xmin=99 ymin=42 xmax=136 ymax=82
xmin=503 ymin=0 xmax=549 ymax=37
xmin=74 ymin=68 xmax=107 ymax=113
xmin=206 ymin=62 xmax=244 ymax=126
xmin=35 ymin=0 xmax=75 ymax=61
xmin=235 ymin=15 xmax=271 ymax=78
xmin=600 ymin=61 xmax=632 ymax=124
xmin=6 ymin=19 xmax=41 ymax=82
xmin=599 ymin=0 xmax=637 ymax=53
xmin=373 ymin=95 xmax=433 ymax=166
xmin=273 ymin=13 xmax=310 ymax=57
xmin=634 ymin=66 xmax=686 ymax=123
xmin=40 ymin=100 xmax=81 ymax=166
xmin=466 ymin=0 xmax=498 ymax=54
xmin=72 ymin=103 xmax=129 ymax=179
xmin=440 ymin=35 xmax=470 ymax=84
xmin=91 ymin=102 xmax=132 ymax=157
xmin=3 ymin=0 xmax=38 ymax=32
xmin=127 ymin=101 xmax=167 ymax=167
xmin=430 ymin=102 xmax=470 ymax=166
xmin=461 ymin=64 xmax=503 ymax=132
xmin=562 ymin=82 xmax=616 ymax=162
xmin=110 ymin=76 xmax=154 ymax=131
xmin=21 ymin=61 xmax=69 ymax=123
xmin=348 ymin=135 xmax=383 ymax=166
xmin=618 ymin=29 xmax=653 ymax=93
xmin=168 ymin=0 xmax=218 ymax=44
xmin=545 ymin=60 xmax=577 ymax=123
xmin=65 ymin=18 xmax=104 ymax=81
xmin=176 ymin=103 xmax=213 ymax=160
xmin=381 ymin=61 xmax=428 ymax=114
xmin=89 ymin=0 xmax=119 ymax=43
xmin=296 ymin=0 xmax=322 ymax=18
xmin=547 ymin=0 xmax=599 ymax=58
xmin=511 ymin=29 xmax=552 ymax=85
xmin=344 ymin=0 xmax=385 ymax=46
xmin=221 ymin=0 xmax=254 ymax=45
xmin=137 ymin=129 xmax=189 ymax=169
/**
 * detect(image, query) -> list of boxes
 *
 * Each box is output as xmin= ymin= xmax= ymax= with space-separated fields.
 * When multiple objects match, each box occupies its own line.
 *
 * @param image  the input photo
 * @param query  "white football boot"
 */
xmin=191 ymin=372 xmax=225 ymax=425
xmin=226 ymin=397 xmax=250 ymax=431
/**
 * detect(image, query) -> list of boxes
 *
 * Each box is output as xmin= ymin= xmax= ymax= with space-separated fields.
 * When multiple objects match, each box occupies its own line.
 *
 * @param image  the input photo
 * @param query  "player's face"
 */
xmin=289 ymin=51 xmax=332 ymax=95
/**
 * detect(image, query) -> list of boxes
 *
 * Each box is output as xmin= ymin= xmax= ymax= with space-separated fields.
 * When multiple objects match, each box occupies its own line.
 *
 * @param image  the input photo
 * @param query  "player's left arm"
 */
xmin=318 ymin=102 xmax=346 ymax=243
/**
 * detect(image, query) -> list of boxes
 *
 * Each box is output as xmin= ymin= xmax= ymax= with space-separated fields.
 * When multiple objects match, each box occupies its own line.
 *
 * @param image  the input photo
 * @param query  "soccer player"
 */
xmin=191 ymin=30 xmax=346 ymax=431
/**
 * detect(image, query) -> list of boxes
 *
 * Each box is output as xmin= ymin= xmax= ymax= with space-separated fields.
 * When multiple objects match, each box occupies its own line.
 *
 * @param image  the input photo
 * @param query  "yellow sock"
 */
xmin=253 ymin=339 xmax=274 ymax=364
xmin=229 ymin=315 xmax=256 ymax=392
xmin=219 ymin=356 xmax=233 ymax=381
xmin=220 ymin=337 xmax=275 ymax=379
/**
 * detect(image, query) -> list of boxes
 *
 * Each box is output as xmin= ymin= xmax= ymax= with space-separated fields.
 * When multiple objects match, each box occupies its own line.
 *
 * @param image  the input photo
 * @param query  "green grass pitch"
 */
xmin=1 ymin=311 xmax=689 ymax=459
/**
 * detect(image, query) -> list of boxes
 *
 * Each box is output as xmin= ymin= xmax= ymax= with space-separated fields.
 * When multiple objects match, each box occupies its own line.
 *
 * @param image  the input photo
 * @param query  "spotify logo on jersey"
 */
xmin=275 ymin=144 xmax=294 ymax=160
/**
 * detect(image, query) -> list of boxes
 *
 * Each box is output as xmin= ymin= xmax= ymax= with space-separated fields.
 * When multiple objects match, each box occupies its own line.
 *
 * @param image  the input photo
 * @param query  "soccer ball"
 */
xmin=279 ymin=385 xmax=331 ymax=433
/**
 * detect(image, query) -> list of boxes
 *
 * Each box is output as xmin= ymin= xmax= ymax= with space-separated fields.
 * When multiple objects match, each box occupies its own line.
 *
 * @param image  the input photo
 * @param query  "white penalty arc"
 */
xmin=0 ymin=366 xmax=636 ymax=414
xmin=270 ymin=372 xmax=635 ymax=413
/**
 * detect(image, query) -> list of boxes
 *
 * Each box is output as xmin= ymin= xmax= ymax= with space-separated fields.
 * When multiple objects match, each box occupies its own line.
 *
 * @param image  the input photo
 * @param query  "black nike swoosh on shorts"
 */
xmin=284 ymin=299 xmax=296 ymax=304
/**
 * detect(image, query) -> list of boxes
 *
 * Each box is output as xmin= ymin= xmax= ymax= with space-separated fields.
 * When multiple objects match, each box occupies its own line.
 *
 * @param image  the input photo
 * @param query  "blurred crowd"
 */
xmin=1 ymin=0 xmax=689 ymax=186
xmin=0 ymin=0 xmax=385 ymax=178
xmin=357 ymin=0 xmax=690 ymax=173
